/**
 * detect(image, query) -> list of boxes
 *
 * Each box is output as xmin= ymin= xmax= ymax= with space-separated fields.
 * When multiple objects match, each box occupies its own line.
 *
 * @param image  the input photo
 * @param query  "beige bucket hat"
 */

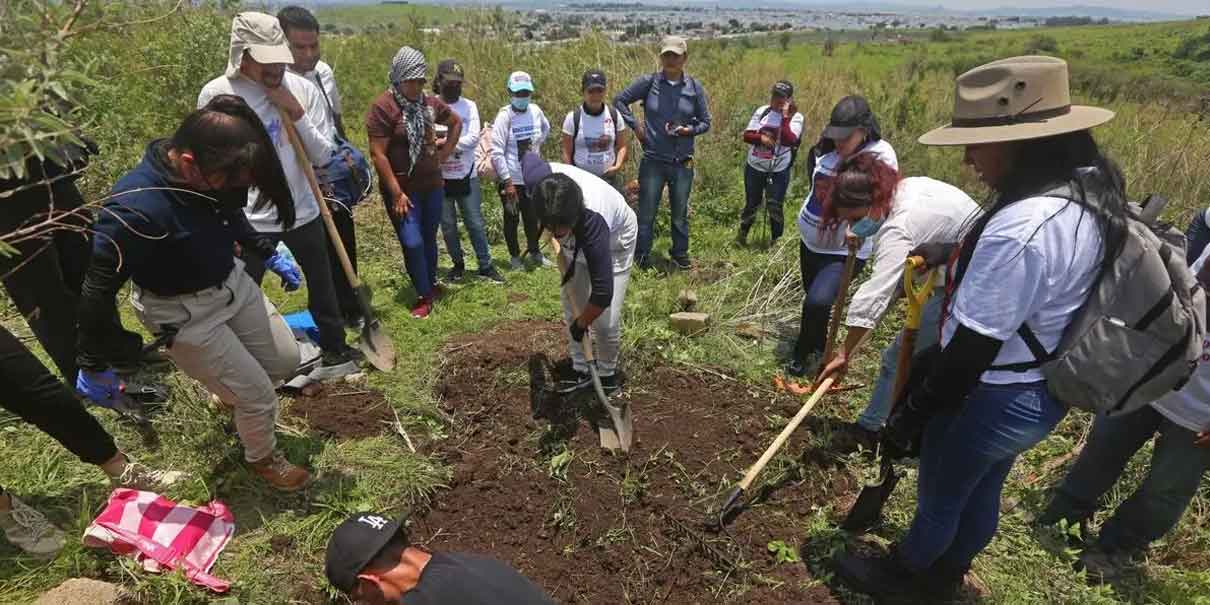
xmin=919 ymin=55 xmax=1114 ymax=146
xmin=224 ymin=12 xmax=295 ymax=78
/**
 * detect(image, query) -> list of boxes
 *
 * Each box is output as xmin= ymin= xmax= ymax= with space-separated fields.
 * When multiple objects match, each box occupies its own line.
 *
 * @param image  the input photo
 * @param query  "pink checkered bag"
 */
xmin=83 ymin=489 xmax=235 ymax=592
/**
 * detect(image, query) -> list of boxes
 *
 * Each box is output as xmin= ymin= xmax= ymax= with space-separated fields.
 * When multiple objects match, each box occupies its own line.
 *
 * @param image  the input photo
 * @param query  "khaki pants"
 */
xmin=561 ymin=267 xmax=631 ymax=377
xmin=131 ymin=260 xmax=299 ymax=462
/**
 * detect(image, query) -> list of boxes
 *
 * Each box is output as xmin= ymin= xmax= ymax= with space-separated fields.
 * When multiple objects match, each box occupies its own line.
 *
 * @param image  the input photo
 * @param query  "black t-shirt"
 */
xmin=403 ymin=552 xmax=555 ymax=605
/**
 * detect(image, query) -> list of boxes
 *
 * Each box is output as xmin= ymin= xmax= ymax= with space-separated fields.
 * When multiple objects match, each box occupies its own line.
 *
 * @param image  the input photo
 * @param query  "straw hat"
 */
xmin=918 ymin=56 xmax=1114 ymax=146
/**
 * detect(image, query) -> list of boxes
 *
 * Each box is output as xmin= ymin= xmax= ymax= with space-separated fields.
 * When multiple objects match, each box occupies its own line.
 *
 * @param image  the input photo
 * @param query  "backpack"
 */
xmin=989 ymin=187 xmax=1205 ymax=416
xmin=311 ymin=73 xmax=371 ymax=208
xmin=570 ymin=105 xmax=620 ymax=168
xmin=756 ymin=105 xmax=801 ymax=171
xmin=474 ymin=125 xmax=497 ymax=182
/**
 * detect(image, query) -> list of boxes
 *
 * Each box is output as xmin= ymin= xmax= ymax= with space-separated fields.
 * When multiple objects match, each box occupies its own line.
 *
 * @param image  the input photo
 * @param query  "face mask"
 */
xmin=510 ymin=96 xmax=530 ymax=111
xmin=850 ymin=215 xmax=884 ymax=238
xmin=440 ymin=83 xmax=462 ymax=102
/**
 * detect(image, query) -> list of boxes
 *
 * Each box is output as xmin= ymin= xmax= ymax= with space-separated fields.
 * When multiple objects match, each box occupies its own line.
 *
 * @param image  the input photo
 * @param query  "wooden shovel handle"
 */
xmin=740 ymin=376 xmax=835 ymax=490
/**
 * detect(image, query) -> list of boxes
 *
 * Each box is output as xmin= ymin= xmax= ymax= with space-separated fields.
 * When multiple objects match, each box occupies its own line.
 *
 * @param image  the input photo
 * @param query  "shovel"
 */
xmin=784 ymin=239 xmax=858 ymax=392
xmin=840 ymin=256 xmax=936 ymax=532
xmin=552 ymin=239 xmax=633 ymax=452
xmin=715 ymin=375 xmax=836 ymax=529
xmin=278 ymin=108 xmax=396 ymax=372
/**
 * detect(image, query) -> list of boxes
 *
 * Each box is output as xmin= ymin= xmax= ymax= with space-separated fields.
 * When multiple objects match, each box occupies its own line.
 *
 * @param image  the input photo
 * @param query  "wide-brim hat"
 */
xmin=225 ymin=12 xmax=295 ymax=78
xmin=919 ymin=55 xmax=1113 ymax=146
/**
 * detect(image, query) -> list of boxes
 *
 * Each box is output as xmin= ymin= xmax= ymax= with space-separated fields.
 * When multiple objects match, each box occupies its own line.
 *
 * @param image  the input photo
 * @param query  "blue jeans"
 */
xmin=1042 ymin=406 xmax=1210 ymax=553
xmin=1185 ymin=208 xmax=1210 ymax=265
xmin=794 ymin=244 xmax=865 ymax=363
xmin=637 ymin=158 xmax=694 ymax=262
xmin=440 ymin=179 xmax=492 ymax=271
xmin=740 ymin=164 xmax=791 ymax=240
xmin=393 ymin=188 xmax=443 ymax=299
xmin=899 ymin=381 xmax=1068 ymax=572
xmin=856 ymin=294 xmax=944 ymax=431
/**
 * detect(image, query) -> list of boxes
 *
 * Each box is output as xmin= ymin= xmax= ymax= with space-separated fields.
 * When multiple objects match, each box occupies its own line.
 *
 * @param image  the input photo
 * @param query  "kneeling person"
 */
xmin=325 ymin=512 xmax=555 ymax=604
xmin=522 ymin=152 xmax=637 ymax=395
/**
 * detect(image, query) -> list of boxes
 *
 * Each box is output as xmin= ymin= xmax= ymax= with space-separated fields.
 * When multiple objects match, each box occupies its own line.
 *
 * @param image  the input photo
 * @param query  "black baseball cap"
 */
xmin=325 ymin=512 xmax=407 ymax=594
xmin=436 ymin=59 xmax=465 ymax=83
xmin=582 ymin=69 xmax=607 ymax=91
xmin=823 ymin=95 xmax=874 ymax=141
xmin=771 ymin=80 xmax=794 ymax=98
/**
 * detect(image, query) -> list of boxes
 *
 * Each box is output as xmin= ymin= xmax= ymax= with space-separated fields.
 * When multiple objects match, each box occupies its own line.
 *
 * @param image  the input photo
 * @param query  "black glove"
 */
xmin=909 ymin=241 xmax=959 ymax=270
xmin=569 ymin=320 xmax=587 ymax=344
xmin=883 ymin=393 xmax=931 ymax=459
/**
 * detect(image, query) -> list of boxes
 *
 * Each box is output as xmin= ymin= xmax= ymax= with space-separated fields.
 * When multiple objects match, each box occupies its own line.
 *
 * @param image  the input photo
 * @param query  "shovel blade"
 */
xmin=713 ymin=485 xmax=746 ymax=530
xmin=359 ymin=320 xmax=396 ymax=372
xmin=840 ymin=468 xmax=901 ymax=532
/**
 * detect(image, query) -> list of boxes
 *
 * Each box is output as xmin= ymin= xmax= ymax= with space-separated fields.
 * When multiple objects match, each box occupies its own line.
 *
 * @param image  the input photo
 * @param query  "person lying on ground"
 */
xmin=325 ymin=511 xmax=556 ymax=604
xmin=279 ymin=4 xmax=365 ymax=328
xmin=736 ymin=80 xmax=803 ymax=246
xmin=198 ymin=11 xmax=361 ymax=381
xmin=0 ymin=325 xmax=182 ymax=559
xmin=787 ymin=95 xmax=898 ymax=378
xmin=490 ymin=70 xmax=552 ymax=271
xmin=522 ymin=152 xmax=637 ymax=396
xmin=366 ymin=46 xmax=463 ymax=320
xmin=833 ymin=56 xmax=1124 ymax=601
xmin=434 ymin=58 xmax=505 ymax=285
xmin=76 ymin=95 xmax=312 ymax=492
xmin=814 ymin=154 xmax=980 ymax=448
xmin=1033 ymin=245 xmax=1210 ymax=583
xmin=561 ymin=68 xmax=629 ymax=189
xmin=613 ymin=35 xmax=711 ymax=271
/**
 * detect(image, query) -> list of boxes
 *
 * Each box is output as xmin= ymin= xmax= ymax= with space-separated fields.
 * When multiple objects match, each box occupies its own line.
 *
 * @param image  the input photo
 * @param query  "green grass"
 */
xmin=314 ymin=2 xmax=469 ymax=30
xmin=1 ymin=3 xmax=1209 ymax=603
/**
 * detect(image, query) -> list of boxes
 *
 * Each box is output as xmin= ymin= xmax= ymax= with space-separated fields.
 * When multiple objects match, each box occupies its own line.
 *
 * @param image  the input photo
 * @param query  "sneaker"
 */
xmin=599 ymin=372 xmax=624 ymax=396
xmin=344 ymin=313 xmax=365 ymax=331
xmin=671 ymin=256 xmax=692 ymax=271
xmin=310 ymin=347 xmax=362 ymax=381
xmin=249 ymin=451 xmax=312 ymax=492
xmin=0 ymin=495 xmax=65 ymax=558
xmin=410 ymin=297 xmax=433 ymax=320
xmin=109 ymin=460 xmax=185 ymax=492
xmin=556 ymin=371 xmax=593 ymax=394
xmin=478 ymin=266 xmax=506 ymax=284
xmin=529 ymin=252 xmax=554 ymax=268
xmin=838 ymin=421 xmax=881 ymax=453
xmin=636 ymin=256 xmax=654 ymax=271
xmin=1077 ymin=547 xmax=1138 ymax=584
xmin=509 ymin=255 xmax=525 ymax=271
xmin=734 ymin=231 xmax=749 ymax=248
xmin=445 ymin=264 xmax=465 ymax=283
xmin=832 ymin=548 xmax=921 ymax=598
xmin=785 ymin=359 xmax=808 ymax=378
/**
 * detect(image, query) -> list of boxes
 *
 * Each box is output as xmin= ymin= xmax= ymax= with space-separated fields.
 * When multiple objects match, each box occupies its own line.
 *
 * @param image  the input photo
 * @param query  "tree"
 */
xmin=778 ymin=32 xmax=791 ymax=51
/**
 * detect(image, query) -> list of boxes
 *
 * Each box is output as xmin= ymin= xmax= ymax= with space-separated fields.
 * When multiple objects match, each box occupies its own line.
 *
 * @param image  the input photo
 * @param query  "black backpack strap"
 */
xmin=312 ymin=72 xmax=347 ymax=142
xmin=571 ymin=106 xmax=582 ymax=167
xmin=988 ymin=324 xmax=1054 ymax=372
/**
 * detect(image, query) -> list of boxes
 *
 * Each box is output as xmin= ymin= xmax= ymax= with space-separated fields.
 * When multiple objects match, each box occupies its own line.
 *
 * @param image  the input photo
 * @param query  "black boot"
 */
xmin=734 ymin=225 xmax=749 ymax=248
xmin=833 ymin=548 xmax=919 ymax=598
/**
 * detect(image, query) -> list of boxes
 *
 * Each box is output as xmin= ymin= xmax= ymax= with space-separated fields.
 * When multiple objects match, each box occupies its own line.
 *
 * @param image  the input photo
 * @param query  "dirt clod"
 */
xmin=269 ymin=534 xmax=294 ymax=554
xmin=284 ymin=388 xmax=394 ymax=439
xmin=36 ymin=578 xmax=130 ymax=605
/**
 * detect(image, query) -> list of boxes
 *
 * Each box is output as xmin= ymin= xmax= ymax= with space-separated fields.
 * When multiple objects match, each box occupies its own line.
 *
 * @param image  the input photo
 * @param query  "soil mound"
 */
xmin=426 ymin=321 xmax=851 ymax=604
xmin=284 ymin=387 xmax=394 ymax=440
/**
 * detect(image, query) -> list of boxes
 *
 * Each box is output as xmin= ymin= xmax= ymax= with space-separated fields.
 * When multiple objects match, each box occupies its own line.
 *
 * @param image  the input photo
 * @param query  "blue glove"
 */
xmin=76 ymin=369 xmax=123 ymax=408
xmin=266 ymin=252 xmax=302 ymax=292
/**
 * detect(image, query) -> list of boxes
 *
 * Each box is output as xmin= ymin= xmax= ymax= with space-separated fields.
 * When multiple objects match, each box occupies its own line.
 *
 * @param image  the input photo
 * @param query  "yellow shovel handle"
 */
xmin=903 ymin=256 xmax=938 ymax=330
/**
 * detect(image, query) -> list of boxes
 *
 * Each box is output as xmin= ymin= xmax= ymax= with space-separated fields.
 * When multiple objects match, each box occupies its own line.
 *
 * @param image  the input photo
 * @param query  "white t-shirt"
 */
xmin=197 ymin=72 xmax=335 ymax=232
xmin=441 ymin=97 xmax=481 ymax=180
xmin=489 ymin=104 xmax=551 ymax=184
xmin=796 ymin=139 xmax=898 ymax=260
xmin=744 ymin=105 xmax=804 ymax=174
xmin=296 ymin=60 xmax=341 ymax=142
xmin=941 ymin=196 xmax=1104 ymax=384
xmin=561 ymin=106 xmax=627 ymax=177
xmin=549 ymin=163 xmax=638 ymax=274
xmin=1151 ymin=245 xmax=1210 ymax=433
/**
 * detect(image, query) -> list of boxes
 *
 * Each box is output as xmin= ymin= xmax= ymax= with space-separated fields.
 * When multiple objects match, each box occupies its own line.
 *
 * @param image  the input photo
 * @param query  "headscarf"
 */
xmin=388 ymin=46 xmax=432 ymax=176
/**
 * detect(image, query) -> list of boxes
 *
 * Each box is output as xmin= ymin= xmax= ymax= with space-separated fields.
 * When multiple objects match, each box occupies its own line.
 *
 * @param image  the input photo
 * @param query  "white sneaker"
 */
xmin=0 ymin=495 xmax=65 ymax=558
xmin=529 ymin=252 xmax=554 ymax=268
xmin=109 ymin=461 xmax=185 ymax=492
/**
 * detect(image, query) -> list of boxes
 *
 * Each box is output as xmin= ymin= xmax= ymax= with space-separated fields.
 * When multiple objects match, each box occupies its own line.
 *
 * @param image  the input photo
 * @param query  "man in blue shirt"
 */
xmin=613 ymin=35 xmax=711 ymax=270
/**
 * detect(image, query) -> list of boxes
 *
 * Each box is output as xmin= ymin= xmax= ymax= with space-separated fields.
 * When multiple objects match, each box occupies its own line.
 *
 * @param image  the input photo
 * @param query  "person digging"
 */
xmin=325 ymin=511 xmax=555 ymax=604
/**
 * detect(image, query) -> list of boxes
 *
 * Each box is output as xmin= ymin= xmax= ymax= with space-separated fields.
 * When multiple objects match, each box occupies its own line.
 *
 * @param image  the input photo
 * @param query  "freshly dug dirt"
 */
xmin=424 ymin=321 xmax=852 ymax=604
xmin=36 ymin=578 xmax=131 ymax=605
xmin=284 ymin=387 xmax=394 ymax=440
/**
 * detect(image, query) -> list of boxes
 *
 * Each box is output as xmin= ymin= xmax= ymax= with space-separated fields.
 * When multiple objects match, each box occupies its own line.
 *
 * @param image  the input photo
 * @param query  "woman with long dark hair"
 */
xmin=834 ymin=56 xmax=1125 ymax=599
xmin=76 ymin=94 xmax=313 ymax=492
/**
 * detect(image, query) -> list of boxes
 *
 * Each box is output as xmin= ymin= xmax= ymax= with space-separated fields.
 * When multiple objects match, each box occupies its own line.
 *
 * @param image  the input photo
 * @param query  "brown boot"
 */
xmin=250 ymin=451 xmax=312 ymax=492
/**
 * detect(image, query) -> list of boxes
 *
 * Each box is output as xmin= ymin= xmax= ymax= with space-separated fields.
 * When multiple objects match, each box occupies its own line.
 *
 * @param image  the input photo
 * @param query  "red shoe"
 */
xmin=410 ymin=297 xmax=433 ymax=319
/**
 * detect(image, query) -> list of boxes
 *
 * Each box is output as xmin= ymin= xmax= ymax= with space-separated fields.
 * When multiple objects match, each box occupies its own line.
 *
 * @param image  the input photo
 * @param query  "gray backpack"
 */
xmin=994 ymin=187 xmax=1206 ymax=416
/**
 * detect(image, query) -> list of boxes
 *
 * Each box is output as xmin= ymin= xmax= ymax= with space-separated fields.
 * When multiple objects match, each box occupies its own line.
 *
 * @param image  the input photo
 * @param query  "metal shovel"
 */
xmin=841 ymin=256 xmax=936 ymax=532
xmin=278 ymin=109 xmax=396 ymax=372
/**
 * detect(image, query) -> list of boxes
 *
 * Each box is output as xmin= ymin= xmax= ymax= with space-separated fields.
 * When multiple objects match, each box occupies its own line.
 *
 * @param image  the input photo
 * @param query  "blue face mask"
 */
xmin=850 ymin=215 xmax=884 ymax=238
xmin=511 ymin=96 xmax=530 ymax=111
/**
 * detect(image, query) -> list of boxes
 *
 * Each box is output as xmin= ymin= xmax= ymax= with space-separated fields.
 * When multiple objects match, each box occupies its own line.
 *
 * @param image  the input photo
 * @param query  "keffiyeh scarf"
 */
xmin=388 ymin=46 xmax=432 ymax=176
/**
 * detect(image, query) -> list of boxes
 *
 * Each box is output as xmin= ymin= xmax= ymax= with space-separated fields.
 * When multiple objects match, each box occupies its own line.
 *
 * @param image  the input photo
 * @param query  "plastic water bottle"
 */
xmin=275 ymin=241 xmax=296 ymax=265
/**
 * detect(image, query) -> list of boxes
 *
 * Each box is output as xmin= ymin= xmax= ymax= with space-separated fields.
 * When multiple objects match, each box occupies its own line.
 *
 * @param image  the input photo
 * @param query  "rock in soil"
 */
xmin=36 ymin=578 xmax=131 ymax=605
xmin=432 ymin=320 xmax=850 ymax=604
xmin=284 ymin=388 xmax=394 ymax=439
xmin=677 ymin=288 xmax=698 ymax=311
xmin=670 ymin=311 xmax=710 ymax=335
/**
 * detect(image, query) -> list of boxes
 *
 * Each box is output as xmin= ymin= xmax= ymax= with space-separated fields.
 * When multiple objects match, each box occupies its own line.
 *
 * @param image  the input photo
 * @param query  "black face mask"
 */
xmin=440 ymin=83 xmax=462 ymax=103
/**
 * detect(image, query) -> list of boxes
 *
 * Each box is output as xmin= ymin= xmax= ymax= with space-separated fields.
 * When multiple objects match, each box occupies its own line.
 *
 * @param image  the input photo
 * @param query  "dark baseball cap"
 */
xmin=582 ymin=69 xmax=607 ymax=91
xmin=436 ymin=59 xmax=465 ymax=83
xmin=324 ymin=512 xmax=406 ymax=594
xmin=521 ymin=151 xmax=553 ymax=197
xmin=771 ymin=80 xmax=794 ymax=98
xmin=823 ymin=95 xmax=873 ymax=141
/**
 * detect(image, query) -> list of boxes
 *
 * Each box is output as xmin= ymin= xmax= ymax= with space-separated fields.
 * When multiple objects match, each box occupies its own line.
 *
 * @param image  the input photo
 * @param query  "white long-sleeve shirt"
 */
xmin=295 ymin=60 xmax=341 ymax=142
xmin=489 ymin=104 xmax=550 ymax=184
xmin=441 ymin=97 xmax=481 ymax=180
xmin=198 ymin=72 xmax=335 ymax=232
xmin=845 ymin=177 xmax=981 ymax=330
